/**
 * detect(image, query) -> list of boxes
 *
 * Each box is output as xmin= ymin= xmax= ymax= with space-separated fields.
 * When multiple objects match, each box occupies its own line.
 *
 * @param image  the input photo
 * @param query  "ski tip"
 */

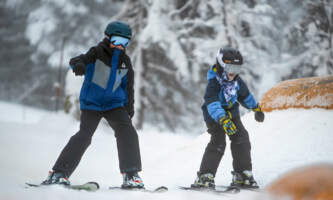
xmin=25 ymin=182 xmax=40 ymax=187
xmin=155 ymin=186 xmax=168 ymax=192
xmin=156 ymin=186 xmax=168 ymax=189
xmin=86 ymin=182 xmax=100 ymax=189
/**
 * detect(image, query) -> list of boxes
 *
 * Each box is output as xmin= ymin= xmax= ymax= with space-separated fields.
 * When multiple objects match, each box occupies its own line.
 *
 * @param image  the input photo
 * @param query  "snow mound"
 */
xmin=267 ymin=163 xmax=333 ymax=200
xmin=261 ymin=75 xmax=333 ymax=112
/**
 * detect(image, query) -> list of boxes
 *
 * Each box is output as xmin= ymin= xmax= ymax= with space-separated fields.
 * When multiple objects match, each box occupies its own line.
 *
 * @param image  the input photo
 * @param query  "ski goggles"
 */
xmin=110 ymin=35 xmax=130 ymax=48
xmin=224 ymin=63 xmax=242 ymax=74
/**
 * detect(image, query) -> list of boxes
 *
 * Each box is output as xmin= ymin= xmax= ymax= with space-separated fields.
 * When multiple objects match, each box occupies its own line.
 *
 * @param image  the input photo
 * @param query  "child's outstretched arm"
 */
xmin=69 ymin=47 xmax=97 ymax=76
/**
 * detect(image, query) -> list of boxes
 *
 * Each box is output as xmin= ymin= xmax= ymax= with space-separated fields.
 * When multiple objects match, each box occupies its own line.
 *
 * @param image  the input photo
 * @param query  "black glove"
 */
xmin=253 ymin=105 xmax=265 ymax=122
xmin=71 ymin=62 xmax=86 ymax=76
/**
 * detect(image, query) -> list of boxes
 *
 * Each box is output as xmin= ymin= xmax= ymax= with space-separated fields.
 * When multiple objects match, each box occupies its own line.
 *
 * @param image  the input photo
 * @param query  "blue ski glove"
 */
xmin=218 ymin=112 xmax=237 ymax=136
xmin=253 ymin=105 xmax=265 ymax=122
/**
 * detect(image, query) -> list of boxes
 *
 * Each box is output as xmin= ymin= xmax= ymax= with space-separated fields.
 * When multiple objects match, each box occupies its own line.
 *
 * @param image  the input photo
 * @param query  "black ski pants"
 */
xmin=199 ymin=117 xmax=252 ymax=176
xmin=52 ymin=108 xmax=142 ymax=177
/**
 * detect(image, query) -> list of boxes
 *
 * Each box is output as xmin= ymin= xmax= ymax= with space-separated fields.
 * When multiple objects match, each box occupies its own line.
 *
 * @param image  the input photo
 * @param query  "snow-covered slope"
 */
xmin=0 ymin=101 xmax=332 ymax=200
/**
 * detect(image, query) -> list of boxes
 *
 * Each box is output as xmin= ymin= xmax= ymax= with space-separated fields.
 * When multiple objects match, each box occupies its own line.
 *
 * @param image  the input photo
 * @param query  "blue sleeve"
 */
xmin=69 ymin=47 xmax=97 ymax=67
xmin=242 ymin=93 xmax=257 ymax=109
xmin=207 ymin=102 xmax=226 ymax=122
xmin=204 ymin=78 xmax=226 ymax=122
xmin=237 ymin=76 xmax=258 ymax=109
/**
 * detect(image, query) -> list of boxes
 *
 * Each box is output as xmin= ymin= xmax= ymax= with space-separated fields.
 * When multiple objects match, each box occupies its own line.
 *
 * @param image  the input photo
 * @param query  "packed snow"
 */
xmin=0 ymin=101 xmax=333 ymax=200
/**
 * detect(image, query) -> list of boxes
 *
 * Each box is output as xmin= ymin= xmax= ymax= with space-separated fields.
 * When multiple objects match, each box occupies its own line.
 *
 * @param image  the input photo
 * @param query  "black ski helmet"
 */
xmin=104 ymin=21 xmax=132 ymax=39
xmin=216 ymin=47 xmax=243 ymax=74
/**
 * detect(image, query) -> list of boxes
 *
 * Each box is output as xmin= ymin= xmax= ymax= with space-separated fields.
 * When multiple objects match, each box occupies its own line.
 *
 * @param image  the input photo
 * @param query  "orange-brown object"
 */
xmin=261 ymin=75 xmax=333 ymax=112
xmin=266 ymin=164 xmax=333 ymax=200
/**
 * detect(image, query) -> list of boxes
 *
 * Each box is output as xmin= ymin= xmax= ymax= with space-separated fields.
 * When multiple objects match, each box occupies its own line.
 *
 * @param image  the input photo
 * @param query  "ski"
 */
xmin=109 ymin=186 xmax=168 ymax=193
xmin=25 ymin=182 xmax=99 ymax=192
xmin=216 ymin=185 xmax=261 ymax=192
xmin=178 ymin=185 xmax=240 ymax=194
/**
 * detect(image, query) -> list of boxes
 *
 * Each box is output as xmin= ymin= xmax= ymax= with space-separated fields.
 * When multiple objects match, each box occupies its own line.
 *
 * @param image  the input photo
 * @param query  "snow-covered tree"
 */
xmin=114 ymin=0 xmax=333 ymax=132
xmin=0 ymin=0 xmax=57 ymax=109
xmin=2 ymin=0 xmax=332 ymax=133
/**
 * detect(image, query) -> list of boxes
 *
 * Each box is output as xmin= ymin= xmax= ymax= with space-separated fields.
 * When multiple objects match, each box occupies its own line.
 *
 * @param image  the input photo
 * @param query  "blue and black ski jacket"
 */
xmin=69 ymin=38 xmax=134 ymax=115
xmin=202 ymin=65 xmax=258 ymax=124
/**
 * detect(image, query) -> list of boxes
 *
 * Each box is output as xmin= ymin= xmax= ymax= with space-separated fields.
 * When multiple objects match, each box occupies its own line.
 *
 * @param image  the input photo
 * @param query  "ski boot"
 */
xmin=191 ymin=172 xmax=215 ymax=189
xmin=41 ymin=171 xmax=70 ymax=186
xmin=231 ymin=170 xmax=259 ymax=189
xmin=121 ymin=172 xmax=144 ymax=189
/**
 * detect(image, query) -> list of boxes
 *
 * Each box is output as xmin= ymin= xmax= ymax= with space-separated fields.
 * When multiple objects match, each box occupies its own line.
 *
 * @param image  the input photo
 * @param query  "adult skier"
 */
xmin=41 ymin=21 xmax=144 ymax=189
xmin=191 ymin=47 xmax=265 ymax=189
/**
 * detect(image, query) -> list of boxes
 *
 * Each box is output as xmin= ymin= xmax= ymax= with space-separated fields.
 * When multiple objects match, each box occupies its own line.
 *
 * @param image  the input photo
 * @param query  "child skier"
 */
xmin=191 ymin=47 xmax=265 ymax=189
xmin=41 ymin=21 xmax=144 ymax=189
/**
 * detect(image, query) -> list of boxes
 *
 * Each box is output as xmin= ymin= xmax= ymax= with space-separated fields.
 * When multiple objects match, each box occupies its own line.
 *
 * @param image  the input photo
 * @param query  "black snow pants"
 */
xmin=52 ymin=108 xmax=142 ymax=177
xmin=199 ymin=117 xmax=252 ymax=176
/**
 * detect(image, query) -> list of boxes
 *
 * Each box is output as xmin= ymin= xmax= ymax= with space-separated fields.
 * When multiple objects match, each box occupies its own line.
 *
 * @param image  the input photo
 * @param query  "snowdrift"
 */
xmin=267 ymin=164 xmax=333 ymax=200
xmin=261 ymin=75 xmax=333 ymax=112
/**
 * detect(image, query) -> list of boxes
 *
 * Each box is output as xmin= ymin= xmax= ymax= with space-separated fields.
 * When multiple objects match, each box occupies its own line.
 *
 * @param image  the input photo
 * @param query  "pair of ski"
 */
xmin=26 ymin=182 xmax=258 ymax=194
xmin=25 ymin=182 xmax=168 ymax=193
xmin=178 ymin=185 xmax=241 ymax=194
xmin=109 ymin=185 xmax=243 ymax=194
xmin=179 ymin=185 xmax=260 ymax=194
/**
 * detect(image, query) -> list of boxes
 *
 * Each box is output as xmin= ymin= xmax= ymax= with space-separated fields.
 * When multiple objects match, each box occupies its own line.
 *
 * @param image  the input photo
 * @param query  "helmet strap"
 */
xmin=215 ymin=63 xmax=224 ymax=77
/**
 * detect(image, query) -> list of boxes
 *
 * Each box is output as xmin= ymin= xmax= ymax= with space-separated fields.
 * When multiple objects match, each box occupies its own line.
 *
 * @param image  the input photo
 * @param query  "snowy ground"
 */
xmin=1 ymin=101 xmax=333 ymax=200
